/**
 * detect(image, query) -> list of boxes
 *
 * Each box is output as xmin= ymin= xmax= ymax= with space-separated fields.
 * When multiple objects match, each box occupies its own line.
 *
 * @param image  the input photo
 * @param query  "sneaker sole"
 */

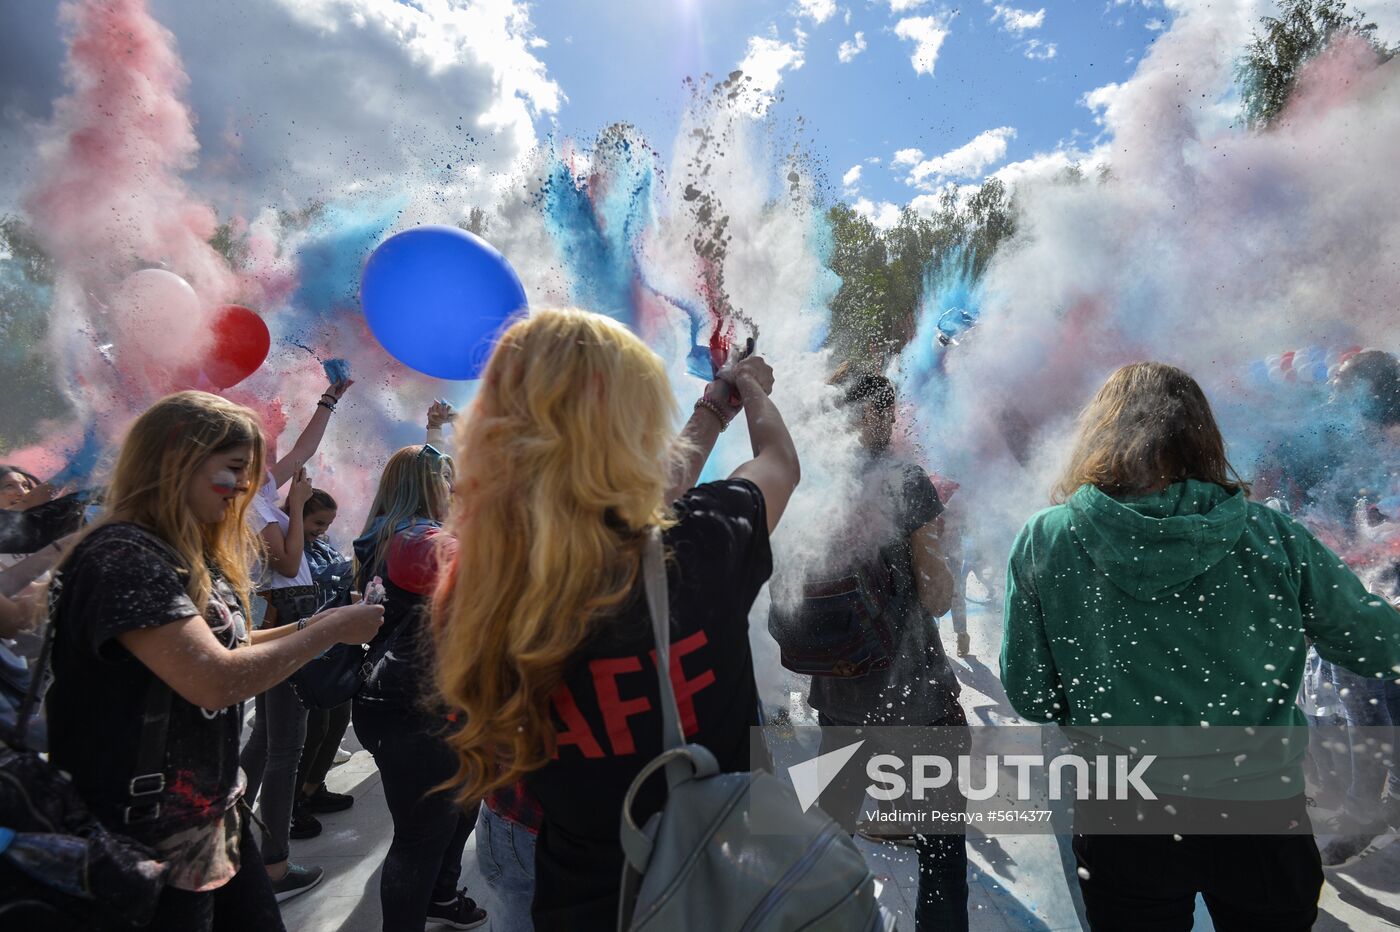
xmin=427 ymin=915 xmax=488 ymax=930
xmin=274 ymin=871 xmax=324 ymax=903
xmin=1323 ymin=832 xmax=1398 ymax=870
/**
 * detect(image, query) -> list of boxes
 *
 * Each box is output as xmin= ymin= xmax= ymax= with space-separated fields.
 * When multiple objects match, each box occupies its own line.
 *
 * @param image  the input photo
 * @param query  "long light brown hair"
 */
xmin=1052 ymin=362 xmax=1249 ymax=502
xmin=357 ymin=444 xmax=454 ymax=577
xmin=77 ymin=391 xmax=265 ymax=616
xmin=432 ymin=309 xmax=680 ymax=803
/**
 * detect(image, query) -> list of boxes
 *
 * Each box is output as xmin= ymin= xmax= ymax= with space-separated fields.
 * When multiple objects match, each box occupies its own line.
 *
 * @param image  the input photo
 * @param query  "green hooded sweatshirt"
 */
xmin=1001 ymin=480 xmax=1400 ymax=798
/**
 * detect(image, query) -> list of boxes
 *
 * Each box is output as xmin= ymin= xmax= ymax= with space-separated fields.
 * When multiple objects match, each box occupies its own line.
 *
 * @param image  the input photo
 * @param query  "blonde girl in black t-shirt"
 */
xmin=431 ymin=309 xmax=801 ymax=930
xmin=45 ymin=391 xmax=383 ymax=932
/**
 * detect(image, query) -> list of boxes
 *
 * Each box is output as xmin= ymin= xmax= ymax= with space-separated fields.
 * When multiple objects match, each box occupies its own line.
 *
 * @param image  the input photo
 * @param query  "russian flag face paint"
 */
xmin=211 ymin=469 xmax=239 ymax=496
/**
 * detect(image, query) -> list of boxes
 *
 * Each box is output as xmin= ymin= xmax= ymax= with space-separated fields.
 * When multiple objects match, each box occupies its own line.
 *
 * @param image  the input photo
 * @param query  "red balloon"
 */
xmin=206 ymin=305 xmax=271 ymax=388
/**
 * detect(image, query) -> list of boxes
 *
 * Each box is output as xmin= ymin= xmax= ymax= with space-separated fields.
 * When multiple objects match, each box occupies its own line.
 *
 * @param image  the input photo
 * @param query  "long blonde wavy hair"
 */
xmin=433 ymin=308 xmax=681 ymax=803
xmin=79 ymin=391 xmax=265 ymax=617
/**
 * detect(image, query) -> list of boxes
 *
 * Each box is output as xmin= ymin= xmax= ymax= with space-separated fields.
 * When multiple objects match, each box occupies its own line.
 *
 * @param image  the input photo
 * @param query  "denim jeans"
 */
xmin=353 ymin=699 xmax=480 ymax=932
xmin=1327 ymin=661 xmax=1400 ymax=827
xmin=816 ymin=708 xmax=970 ymax=932
xmin=477 ymin=802 xmax=537 ymax=932
xmin=238 ymin=677 xmax=308 ymax=864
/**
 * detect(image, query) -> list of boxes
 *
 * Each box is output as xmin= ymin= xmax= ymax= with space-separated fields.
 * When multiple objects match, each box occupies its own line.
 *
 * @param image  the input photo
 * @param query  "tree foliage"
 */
xmin=825 ymin=178 xmax=1017 ymax=362
xmin=1238 ymin=0 xmax=1390 ymax=128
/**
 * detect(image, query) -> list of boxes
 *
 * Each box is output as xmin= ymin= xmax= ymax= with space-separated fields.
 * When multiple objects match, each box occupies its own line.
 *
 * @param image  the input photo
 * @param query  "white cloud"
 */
xmin=1145 ymin=17 xmax=1166 ymax=31
xmin=1024 ymin=38 xmax=1057 ymax=59
xmin=797 ymin=0 xmax=838 ymax=23
xmin=989 ymin=148 xmax=1098 ymax=188
xmin=734 ymin=34 xmax=807 ymax=116
xmin=990 ymin=5 xmax=1045 ymax=33
xmin=842 ymin=164 xmax=863 ymax=190
xmin=888 ymin=0 xmax=929 ymax=11
xmin=852 ymin=197 xmax=902 ymax=230
xmin=892 ymin=147 xmax=925 ymax=166
xmin=906 ymin=126 xmax=1015 ymax=187
xmin=837 ymin=31 xmax=867 ymax=63
xmin=894 ymin=15 xmax=951 ymax=76
xmin=1081 ymin=81 xmax=1123 ymax=126
xmin=1 ymin=0 xmax=564 ymax=204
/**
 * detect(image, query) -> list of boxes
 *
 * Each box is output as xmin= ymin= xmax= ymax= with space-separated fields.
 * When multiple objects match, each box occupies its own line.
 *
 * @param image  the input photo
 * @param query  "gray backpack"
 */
xmin=616 ymin=531 xmax=890 ymax=931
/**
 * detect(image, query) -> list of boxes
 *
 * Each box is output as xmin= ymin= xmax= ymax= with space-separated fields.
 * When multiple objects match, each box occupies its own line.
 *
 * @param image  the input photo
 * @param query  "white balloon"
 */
xmin=111 ymin=269 xmax=206 ymax=365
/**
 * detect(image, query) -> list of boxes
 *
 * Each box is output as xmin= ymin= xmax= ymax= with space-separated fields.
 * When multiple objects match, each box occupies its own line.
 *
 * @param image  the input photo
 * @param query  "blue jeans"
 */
xmin=816 ymin=709 xmax=970 ymax=932
xmin=477 ymin=802 xmax=536 ymax=932
xmin=1328 ymin=662 xmax=1400 ymax=827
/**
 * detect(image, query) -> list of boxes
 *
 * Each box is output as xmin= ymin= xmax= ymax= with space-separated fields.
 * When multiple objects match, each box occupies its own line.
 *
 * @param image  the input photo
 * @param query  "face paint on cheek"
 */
xmin=211 ymin=469 xmax=239 ymax=496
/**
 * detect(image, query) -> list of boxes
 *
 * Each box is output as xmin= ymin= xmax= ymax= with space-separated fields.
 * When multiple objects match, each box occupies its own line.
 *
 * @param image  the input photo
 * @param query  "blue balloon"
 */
xmin=361 ymin=225 xmax=527 ymax=380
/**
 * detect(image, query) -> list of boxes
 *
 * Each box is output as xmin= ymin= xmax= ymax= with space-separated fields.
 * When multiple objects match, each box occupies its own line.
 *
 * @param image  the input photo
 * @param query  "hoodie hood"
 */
xmin=1067 ymin=480 xmax=1247 ymax=601
xmin=353 ymin=515 xmax=438 ymax=577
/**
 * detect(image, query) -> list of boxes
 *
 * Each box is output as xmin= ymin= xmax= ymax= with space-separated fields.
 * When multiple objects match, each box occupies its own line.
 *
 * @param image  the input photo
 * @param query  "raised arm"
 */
xmin=667 ymin=357 xmax=776 ymax=504
xmin=728 ymin=359 xmax=800 ymax=533
xmin=426 ymin=400 xmax=456 ymax=449
xmin=119 ymin=601 xmax=383 ymax=711
xmin=270 ymin=380 xmax=353 ymax=488
xmin=258 ymin=468 xmax=313 ymax=578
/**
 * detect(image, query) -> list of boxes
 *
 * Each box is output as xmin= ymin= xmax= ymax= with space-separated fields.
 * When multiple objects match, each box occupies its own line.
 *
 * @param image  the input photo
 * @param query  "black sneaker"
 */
xmin=289 ymin=807 xmax=323 ymax=840
xmin=271 ymin=863 xmax=324 ymax=902
xmin=1320 ymin=831 xmax=1394 ymax=868
xmin=304 ymin=784 xmax=355 ymax=814
xmin=426 ymin=890 xmax=488 ymax=929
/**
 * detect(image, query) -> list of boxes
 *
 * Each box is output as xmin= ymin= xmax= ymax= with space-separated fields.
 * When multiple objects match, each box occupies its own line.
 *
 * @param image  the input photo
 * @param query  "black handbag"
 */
xmin=0 ymin=619 xmax=171 ymax=931
xmin=287 ymin=641 xmax=373 ymax=710
xmin=287 ymin=585 xmax=401 ymax=710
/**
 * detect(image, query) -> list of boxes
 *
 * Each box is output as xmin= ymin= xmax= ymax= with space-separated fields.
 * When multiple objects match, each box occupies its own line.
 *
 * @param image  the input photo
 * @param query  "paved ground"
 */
xmin=278 ymin=597 xmax=1400 ymax=931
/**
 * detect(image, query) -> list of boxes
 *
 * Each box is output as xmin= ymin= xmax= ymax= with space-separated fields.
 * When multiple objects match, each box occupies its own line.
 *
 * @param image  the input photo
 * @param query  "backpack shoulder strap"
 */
xmin=642 ymin=529 xmax=684 ymax=757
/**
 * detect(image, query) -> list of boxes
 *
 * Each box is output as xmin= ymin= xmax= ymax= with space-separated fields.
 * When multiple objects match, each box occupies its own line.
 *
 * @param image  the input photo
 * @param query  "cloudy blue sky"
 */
xmin=3 ymin=0 xmax=1398 ymax=221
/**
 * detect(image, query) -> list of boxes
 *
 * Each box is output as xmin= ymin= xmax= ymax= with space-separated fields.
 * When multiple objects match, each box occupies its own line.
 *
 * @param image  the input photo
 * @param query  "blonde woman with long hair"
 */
xmin=1002 ymin=362 xmax=1400 ymax=929
xmin=433 ymin=308 xmax=800 ymax=931
xmin=349 ymin=443 xmax=489 ymax=932
xmin=43 ymin=392 xmax=382 ymax=932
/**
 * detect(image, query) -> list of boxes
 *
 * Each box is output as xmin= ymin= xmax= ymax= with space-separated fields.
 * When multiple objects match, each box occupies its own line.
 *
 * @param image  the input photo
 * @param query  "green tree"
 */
xmin=824 ymin=177 xmax=1019 ymax=363
xmin=826 ymin=203 xmax=893 ymax=357
xmin=1238 ymin=0 xmax=1389 ymax=128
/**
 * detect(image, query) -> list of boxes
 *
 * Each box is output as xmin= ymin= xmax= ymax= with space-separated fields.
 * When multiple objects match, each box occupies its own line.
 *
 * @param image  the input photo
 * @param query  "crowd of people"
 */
xmin=1 ymin=307 xmax=1398 ymax=932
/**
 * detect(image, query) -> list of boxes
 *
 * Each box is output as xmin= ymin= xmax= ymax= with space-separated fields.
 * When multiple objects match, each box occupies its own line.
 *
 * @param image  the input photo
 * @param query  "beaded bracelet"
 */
xmin=694 ymin=397 xmax=729 ymax=431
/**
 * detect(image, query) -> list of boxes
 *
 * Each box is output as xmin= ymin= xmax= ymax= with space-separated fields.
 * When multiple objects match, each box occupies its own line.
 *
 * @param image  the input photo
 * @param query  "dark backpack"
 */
xmin=766 ymin=552 xmax=898 ymax=678
xmin=0 ymin=611 xmax=169 ymax=930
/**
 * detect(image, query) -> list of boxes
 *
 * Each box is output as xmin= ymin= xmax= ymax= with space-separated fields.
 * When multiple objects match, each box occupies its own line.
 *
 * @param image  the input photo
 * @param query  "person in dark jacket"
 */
xmin=352 ymin=444 xmax=487 ymax=932
xmin=1003 ymin=362 xmax=1400 ymax=931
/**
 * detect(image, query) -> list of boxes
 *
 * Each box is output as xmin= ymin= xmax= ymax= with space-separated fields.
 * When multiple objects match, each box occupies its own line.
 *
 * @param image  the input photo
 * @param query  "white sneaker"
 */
xmin=333 ymin=745 xmax=352 ymax=765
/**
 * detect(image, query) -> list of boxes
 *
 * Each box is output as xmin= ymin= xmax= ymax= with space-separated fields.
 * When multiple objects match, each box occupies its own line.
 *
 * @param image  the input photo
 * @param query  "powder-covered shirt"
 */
xmin=46 ymin=523 xmax=249 ymax=892
xmin=806 ymin=456 xmax=959 ymax=725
